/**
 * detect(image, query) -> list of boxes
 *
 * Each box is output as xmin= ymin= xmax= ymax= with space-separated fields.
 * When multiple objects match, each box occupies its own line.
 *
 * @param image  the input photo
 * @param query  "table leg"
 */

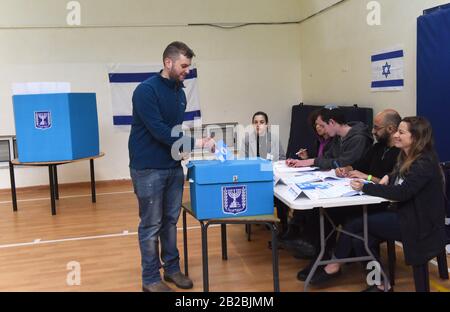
xmin=90 ymin=159 xmax=96 ymax=203
xmin=221 ymin=224 xmax=228 ymax=260
xmin=182 ymin=209 xmax=189 ymax=277
xmin=53 ymin=165 xmax=59 ymax=200
xmin=201 ymin=221 xmax=209 ymax=292
xmin=246 ymin=224 xmax=251 ymax=241
xmin=9 ymin=161 xmax=17 ymax=212
xmin=48 ymin=165 xmax=57 ymax=215
xmin=269 ymin=222 xmax=280 ymax=292
xmin=304 ymin=207 xmax=326 ymax=292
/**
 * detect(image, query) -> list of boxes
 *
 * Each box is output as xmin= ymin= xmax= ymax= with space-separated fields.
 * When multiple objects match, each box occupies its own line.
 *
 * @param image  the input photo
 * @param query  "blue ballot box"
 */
xmin=187 ymin=159 xmax=274 ymax=220
xmin=13 ymin=93 xmax=99 ymax=162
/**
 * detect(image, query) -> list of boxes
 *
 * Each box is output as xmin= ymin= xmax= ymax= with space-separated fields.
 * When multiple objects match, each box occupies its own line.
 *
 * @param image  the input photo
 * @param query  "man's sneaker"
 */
xmin=142 ymin=281 xmax=173 ymax=292
xmin=164 ymin=271 xmax=194 ymax=289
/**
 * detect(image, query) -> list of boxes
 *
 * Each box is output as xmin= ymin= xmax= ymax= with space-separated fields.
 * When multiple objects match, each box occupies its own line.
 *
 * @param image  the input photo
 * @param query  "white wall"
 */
xmin=0 ymin=0 xmax=304 ymax=188
xmin=298 ymin=0 xmax=449 ymax=117
xmin=5 ymin=0 xmax=442 ymax=189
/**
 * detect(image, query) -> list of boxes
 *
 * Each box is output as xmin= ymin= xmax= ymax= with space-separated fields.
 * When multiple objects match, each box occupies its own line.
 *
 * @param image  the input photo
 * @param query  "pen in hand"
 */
xmin=296 ymin=148 xmax=309 ymax=160
xmin=295 ymin=148 xmax=307 ymax=156
xmin=332 ymin=160 xmax=340 ymax=169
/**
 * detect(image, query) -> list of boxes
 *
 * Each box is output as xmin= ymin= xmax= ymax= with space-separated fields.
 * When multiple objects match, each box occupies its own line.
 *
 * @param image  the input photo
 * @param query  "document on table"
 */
xmin=274 ymin=170 xmax=344 ymax=186
xmin=286 ymin=179 xmax=363 ymax=201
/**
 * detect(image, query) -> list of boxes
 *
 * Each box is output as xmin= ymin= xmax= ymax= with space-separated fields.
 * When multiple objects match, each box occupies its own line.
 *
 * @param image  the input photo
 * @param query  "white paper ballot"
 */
xmin=273 ymin=161 xmax=318 ymax=173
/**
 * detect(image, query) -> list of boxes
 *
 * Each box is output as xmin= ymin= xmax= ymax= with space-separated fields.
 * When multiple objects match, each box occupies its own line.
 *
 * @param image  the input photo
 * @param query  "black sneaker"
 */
xmin=297 ymin=265 xmax=313 ymax=281
xmin=283 ymin=238 xmax=317 ymax=258
xmin=309 ymin=267 xmax=342 ymax=286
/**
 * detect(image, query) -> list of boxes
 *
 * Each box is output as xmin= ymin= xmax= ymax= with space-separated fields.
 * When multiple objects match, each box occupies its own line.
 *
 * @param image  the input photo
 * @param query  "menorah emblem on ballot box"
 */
xmin=222 ymin=185 xmax=247 ymax=215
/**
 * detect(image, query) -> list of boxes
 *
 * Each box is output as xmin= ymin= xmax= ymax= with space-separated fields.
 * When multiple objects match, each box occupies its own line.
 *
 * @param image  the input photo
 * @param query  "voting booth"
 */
xmin=12 ymin=93 xmax=99 ymax=163
xmin=187 ymin=159 xmax=274 ymax=220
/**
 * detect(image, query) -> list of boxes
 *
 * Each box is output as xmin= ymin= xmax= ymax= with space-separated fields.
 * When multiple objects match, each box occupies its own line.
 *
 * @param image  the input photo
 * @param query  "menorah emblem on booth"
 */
xmin=34 ymin=111 xmax=52 ymax=129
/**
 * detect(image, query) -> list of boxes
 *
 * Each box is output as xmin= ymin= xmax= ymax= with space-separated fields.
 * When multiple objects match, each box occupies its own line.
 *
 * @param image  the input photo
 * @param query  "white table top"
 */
xmin=274 ymin=183 xmax=388 ymax=211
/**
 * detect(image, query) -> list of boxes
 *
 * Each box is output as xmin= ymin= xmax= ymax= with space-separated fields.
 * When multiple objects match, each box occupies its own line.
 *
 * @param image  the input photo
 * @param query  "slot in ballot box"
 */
xmin=187 ymin=159 xmax=274 ymax=220
xmin=12 ymin=93 xmax=99 ymax=162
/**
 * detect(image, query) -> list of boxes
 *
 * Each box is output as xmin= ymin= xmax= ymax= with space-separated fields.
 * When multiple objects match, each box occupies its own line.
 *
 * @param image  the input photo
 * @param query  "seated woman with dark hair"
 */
xmin=244 ymin=111 xmax=285 ymax=161
xmin=243 ymin=111 xmax=288 ymax=235
xmin=311 ymin=116 xmax=447 ymax=292
xmin=297 ymin=109 xmax=333 ymax=160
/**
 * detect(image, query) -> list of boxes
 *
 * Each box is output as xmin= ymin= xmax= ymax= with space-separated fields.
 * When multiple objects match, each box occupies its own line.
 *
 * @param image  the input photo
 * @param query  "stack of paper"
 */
xmin=286 ymin=179 xmax=362 ymax=201
xmin=273 ymin=161 xmax=318 ymax=174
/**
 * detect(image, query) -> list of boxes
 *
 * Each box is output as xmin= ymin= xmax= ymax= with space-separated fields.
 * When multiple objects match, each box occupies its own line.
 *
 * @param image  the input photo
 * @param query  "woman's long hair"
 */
xmin=398 ymin=116 xmax=435 ymax=176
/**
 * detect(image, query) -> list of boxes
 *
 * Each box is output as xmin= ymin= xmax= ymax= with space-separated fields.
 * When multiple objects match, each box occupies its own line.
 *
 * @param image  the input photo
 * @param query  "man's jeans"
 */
xmin=130 ymin=167 xmax=184 ymax=285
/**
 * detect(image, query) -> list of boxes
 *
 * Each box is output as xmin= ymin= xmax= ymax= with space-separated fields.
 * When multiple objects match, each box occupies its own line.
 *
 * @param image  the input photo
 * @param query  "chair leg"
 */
xmin=437 ymin=250 xmax=449 ymax=280
xmin=182 ymin=209 xmax=188 ymax=277
xmin=386 ymin=240 xmax=396 ymax=286
xmin=221 ymin=224 xmax=228 ymax=260
xmin=412 ymin=263 xmax=430 ymax=292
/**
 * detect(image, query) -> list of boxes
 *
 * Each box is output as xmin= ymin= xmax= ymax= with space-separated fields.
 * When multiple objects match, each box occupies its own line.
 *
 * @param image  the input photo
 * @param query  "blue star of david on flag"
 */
xmin=382 ymin=62 xmax=391 ymax=78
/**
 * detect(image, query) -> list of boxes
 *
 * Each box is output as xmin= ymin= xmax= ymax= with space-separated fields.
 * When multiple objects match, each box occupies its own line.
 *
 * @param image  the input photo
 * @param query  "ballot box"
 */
xmin=13 ymin=93 xmax=99 ymax=162
xmin=187 ymin=159 xmax=274 ymax=220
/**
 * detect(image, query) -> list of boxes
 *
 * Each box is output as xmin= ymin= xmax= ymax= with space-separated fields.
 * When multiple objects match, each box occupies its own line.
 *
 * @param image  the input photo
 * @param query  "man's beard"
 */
xmin=376 ymin=133 xmax=389 ymax=145
xmin=168 ymin=69 xmax=184 ymax=82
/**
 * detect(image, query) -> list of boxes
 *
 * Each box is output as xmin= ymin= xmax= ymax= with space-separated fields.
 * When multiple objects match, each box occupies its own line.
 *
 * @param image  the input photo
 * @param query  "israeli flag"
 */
xmin=108 ymin=64 xmax=201 ymax=128
xmin=371 ymin=49 xmax=404 ymax=91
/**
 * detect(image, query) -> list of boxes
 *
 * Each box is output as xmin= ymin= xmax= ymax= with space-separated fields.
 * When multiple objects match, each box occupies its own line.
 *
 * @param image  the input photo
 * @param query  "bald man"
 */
xmin=335 ymin=109 xmax=402 ymax=183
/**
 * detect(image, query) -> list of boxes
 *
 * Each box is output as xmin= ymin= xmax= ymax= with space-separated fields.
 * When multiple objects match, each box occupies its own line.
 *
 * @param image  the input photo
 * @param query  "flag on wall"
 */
xmin=371 ymin=49 xmax=404 ymax=91
xmin=108 ymin=64 xmax=201 ymax=128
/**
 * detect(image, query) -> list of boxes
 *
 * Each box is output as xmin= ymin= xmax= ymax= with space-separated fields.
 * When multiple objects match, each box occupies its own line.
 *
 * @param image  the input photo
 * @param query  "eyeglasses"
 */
xmin=372 ymin=125 xmax=386 ymax=131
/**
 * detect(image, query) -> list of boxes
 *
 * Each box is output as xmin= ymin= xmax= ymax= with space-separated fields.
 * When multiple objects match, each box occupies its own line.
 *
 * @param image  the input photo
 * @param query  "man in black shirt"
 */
xmin=336 ymin=109 xmax=401 ymax=182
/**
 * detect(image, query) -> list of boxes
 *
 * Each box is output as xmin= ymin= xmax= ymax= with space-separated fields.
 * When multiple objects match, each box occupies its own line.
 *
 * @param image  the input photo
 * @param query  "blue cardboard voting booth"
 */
xmin=13 ymin=93 xmax=99 ymax=162
xmin=187 ymin=159 xmax=274 ymax=220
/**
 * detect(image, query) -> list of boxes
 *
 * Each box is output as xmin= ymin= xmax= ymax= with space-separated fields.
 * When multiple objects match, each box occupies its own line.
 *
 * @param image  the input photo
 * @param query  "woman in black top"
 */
xmin=314 ymin=116 xmax=447 ymax=292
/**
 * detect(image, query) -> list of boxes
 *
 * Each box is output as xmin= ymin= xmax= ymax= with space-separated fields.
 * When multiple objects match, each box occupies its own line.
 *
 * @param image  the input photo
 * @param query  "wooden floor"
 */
xmin=0 ymin=181 xmax=449 ymax=292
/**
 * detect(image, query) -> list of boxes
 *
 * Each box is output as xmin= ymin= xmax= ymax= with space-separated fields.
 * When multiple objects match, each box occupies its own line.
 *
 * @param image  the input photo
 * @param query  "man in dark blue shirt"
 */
xmin=129 ymin=41 xmax=214 ymax=292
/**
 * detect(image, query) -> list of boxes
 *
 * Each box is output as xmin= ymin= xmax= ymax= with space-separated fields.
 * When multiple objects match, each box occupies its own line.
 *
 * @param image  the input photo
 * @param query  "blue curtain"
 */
xmin=417 ymin=5 xmax=450 ymax=162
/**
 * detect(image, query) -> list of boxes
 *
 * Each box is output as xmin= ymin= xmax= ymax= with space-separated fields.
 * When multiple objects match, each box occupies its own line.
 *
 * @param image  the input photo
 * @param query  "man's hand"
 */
xmin=180 ymin=152 xmax=190 ymax=161
xmin=348 ymin=170 xmax=368 ymax=180
xmin=379 ymin=175 xmax=389 ymax=185
xmin=335 ymin=166 xmax=352 ymax=178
